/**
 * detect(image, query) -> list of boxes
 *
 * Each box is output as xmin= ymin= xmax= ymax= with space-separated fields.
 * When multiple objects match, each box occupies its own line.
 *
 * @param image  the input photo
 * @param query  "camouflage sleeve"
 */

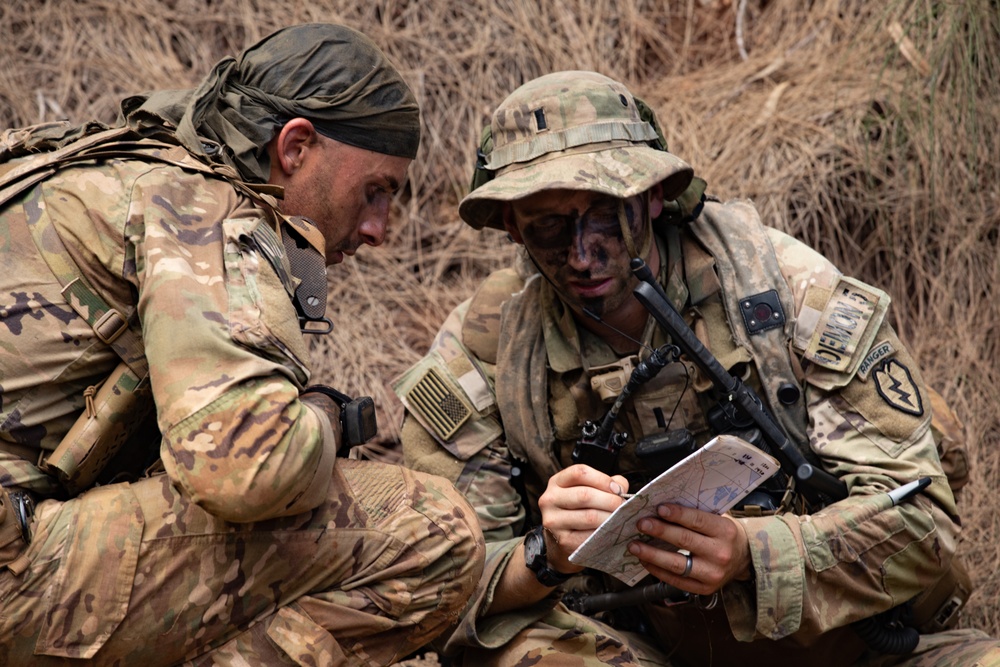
xmin=126 ymin=163 xmax=337 ymax=522
xmin=394 ymin=300 xmax=556 ymax=650
xmin=722 ymin=229 xmax=960 ymax=641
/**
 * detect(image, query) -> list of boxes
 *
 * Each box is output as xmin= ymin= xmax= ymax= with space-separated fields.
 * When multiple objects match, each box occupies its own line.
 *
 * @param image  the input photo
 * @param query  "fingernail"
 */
xmin=638 ymin=519 xmax=652 ymax=532
xmin=658 ymin=505 xmax=672 ymax=518
xmin=610 ymin=481 xmax=623 ymax=495
xmin=629 ymin=543 xmax=641 ymax=555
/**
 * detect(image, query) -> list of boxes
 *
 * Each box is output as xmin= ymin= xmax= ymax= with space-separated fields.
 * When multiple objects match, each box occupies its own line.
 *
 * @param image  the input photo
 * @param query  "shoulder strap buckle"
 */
xmin=93 ymin=309 xmax=129 ymax=345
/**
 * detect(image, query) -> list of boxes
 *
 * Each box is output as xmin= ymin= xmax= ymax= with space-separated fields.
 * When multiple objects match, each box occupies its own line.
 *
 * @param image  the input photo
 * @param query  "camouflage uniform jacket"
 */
xmin=0 ymin=134 xmax=338 ymax=521
xmin=393 ymin=199 xmax=961 ymax=653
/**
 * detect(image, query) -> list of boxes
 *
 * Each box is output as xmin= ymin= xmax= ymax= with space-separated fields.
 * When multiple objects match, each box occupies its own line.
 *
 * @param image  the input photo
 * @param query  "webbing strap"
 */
xmin=688 ymin=201 xmax=815 ymax=461
xmin=0 ymin=129 xmax=269 ymax=378
xmin=3 ymin=217 xmax=148 ymax=379
xmin=60 ymin=279 xmax=148 ymax=378
xmin=0 ymin=127 xmax=134 ymax=192
xmin=0 ymin=128 xmax=153 ymax=377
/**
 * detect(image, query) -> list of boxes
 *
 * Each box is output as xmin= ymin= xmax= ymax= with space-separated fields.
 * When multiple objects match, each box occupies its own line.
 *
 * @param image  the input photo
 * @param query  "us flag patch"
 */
xmin=408 ymin=368 xmax=472 ymax=440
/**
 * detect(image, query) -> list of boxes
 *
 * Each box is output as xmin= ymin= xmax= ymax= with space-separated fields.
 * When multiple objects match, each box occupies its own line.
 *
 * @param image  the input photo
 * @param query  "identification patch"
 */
xmin=407 ymin=368 xmax=472 ymax=441
xmin=857 ymin=339 xmax=896 ymax=381
xmin=873 ymin=359 xmax=924 ymax=416
xmin=804 ymin=277 xmax=885 ymax=372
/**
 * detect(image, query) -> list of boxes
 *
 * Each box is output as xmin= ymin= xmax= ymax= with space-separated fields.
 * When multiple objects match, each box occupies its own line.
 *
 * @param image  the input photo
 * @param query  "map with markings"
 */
xmin=569 ymin=434 xmax=780 ymax=586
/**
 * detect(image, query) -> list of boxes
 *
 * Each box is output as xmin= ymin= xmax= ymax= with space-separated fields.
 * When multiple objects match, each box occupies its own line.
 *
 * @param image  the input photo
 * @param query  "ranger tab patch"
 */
xmin=857 ymin=339 xmax=896 ymax=381
xmin=805 ymin=277 xmax=884 ymax=373
xmin=872 ymin=359 xmax=924 ymax=416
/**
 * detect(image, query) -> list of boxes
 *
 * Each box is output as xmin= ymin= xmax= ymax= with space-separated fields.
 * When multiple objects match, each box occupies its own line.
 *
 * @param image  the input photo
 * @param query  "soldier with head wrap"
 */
xmin=392 ymin=71 xmax=1000 ymax=666
xmin=0 ymin=23 xmax=483 ymax=665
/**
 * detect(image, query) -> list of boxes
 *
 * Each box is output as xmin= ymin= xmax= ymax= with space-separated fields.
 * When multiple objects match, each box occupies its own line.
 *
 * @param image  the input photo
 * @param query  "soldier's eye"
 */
xmin=523 ymin=217 xmax=573 ymax=249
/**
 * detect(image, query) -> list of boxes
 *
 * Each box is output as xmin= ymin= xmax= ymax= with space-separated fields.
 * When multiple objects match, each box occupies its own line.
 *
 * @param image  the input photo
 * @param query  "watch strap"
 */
xmin=524 ymin=525 xmax=574 ymax=587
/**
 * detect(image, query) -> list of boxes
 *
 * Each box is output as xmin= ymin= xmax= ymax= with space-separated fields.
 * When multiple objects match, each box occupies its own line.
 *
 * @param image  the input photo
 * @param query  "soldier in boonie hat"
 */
xmin=393 ymin=69 xmax=1000 ymax=667
xmin=459 ymin=70 xmax=695 ymax=232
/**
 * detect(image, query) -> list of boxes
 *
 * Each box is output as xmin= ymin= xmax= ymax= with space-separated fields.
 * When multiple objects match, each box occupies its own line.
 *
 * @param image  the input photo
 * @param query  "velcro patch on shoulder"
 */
xmin=872 ymin=359 xmax=924 ymax=416
xmin=837 ymin=325 xmax=930 ymax=447
xmin=856 ymin=339 xmax=897 ymax=381
xmin=804 ymin=276 xmax=889 ymax=375
xmin=407 ymin=367 xmax=473 ymax=441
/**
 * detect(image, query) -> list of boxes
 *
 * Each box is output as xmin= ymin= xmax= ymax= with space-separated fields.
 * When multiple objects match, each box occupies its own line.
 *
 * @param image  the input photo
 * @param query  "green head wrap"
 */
xmin=118 ymin=23 xmax=420 ymax=182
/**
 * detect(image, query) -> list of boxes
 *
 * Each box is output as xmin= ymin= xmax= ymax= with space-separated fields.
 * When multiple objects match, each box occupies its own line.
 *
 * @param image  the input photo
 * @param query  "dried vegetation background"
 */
xmin=2 ymin=0 xmax=997 ymax=649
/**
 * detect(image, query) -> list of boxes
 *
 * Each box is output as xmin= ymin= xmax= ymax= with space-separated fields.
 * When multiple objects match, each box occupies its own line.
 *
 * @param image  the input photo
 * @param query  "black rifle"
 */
xmin=630 ymin=258 xmax=847 ymax=506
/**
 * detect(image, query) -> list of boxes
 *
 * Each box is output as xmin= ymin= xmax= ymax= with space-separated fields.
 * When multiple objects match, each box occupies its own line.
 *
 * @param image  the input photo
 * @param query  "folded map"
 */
xmin=568 ymin=434 xmax=780 ymax=586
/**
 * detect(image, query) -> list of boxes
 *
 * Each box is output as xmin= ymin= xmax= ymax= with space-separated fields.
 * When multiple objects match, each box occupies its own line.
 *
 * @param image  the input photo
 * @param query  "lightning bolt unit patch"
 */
xmin=872 ymin=359 xmax=924 ymax=416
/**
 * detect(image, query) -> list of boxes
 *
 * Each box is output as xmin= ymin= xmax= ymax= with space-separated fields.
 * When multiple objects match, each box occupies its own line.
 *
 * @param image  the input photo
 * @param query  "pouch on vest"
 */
xmin=910 ymin=553 xmax=973 ymax=633
xmin=41 ymin=361 xmax=154 ymax=495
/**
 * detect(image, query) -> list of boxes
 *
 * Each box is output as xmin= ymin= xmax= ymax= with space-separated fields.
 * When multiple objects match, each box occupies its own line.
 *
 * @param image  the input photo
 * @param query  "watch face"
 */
xmin=524 ymin=526 xmax=572 ymax=587
xmin=524 ymin=526 xmax=545 ymax=568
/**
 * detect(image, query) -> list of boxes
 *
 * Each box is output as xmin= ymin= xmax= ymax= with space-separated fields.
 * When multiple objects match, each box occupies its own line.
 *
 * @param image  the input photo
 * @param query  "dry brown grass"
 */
xmin=2 ymin=0 xmax=997 ymax=646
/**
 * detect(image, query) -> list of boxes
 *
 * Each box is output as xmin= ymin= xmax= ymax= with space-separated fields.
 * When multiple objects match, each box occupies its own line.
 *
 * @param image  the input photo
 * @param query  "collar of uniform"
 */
xmin=540 ymin=281 xmax=589 ymax=373
xmin=543 ymin=305 xmax=624 ymax=375
xmin=539 ymin=280 xmax=623 ymax=374
xmin=679 ymin=227 xmax=721 ymax=306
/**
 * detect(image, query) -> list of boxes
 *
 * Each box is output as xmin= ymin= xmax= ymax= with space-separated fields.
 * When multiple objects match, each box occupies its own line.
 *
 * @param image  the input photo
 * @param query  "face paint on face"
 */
xmin=509 ymin=190 xmax=651 ymax=321
xmin=519 ymin=201 xmax=622 ymax=252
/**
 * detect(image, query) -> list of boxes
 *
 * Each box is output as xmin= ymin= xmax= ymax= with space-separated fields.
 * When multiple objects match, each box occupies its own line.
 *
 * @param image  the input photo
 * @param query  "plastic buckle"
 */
xmin=94 ymin=309 xmax=128 ymax=345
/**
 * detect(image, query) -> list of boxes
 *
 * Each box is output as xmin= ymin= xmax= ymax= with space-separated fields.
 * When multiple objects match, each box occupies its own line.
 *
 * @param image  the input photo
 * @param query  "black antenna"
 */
xmin=630 ymin=257 xmax=847 ymax=503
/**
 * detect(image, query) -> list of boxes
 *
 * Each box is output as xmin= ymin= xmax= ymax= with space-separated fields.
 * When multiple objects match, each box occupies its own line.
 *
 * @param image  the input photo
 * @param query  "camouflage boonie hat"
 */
xmin=460 ymin=71 xmax=694 ymax=230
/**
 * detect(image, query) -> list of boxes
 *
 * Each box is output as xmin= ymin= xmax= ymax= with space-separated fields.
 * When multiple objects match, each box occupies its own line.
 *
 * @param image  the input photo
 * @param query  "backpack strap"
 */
xmin=16 ymin=158 xmax=152 ymax=492
xmin=0 ymin=128 xmax=160 ymax=492
xmin=2 ymin=126 xmax=290 ymax=494
xmin=2 ymin=127 xmax=152 ymax=378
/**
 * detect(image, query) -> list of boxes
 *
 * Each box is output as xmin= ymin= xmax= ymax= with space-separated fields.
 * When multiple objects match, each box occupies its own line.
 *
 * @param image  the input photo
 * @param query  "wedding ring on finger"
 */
xmin=680 ymin=551 xmax=693 ymax=578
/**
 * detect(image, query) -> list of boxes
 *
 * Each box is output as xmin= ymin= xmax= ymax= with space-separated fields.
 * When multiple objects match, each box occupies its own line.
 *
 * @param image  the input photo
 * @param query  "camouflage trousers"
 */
xmin=0 ymin=459 xmax=485 ymax=666
xmin=459 ymin=603 xmax=1000 ymax=667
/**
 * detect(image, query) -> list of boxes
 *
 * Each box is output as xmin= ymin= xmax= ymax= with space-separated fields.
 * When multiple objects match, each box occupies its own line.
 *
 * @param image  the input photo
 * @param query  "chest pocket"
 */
xmin=222 ymin=217 xmax=310 ymax=385
xmin=633 ymin=299 xmax=754 ymax=442
xmin=628 ymin=360 xmax=710 ymax=442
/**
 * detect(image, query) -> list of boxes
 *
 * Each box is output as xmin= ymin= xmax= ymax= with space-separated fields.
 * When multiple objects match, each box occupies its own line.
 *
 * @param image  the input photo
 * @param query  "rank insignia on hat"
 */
xmin=872 ymin=359 xmax=924 ymax=416
xmin=407 ymin=368 xmax=472 ymax=441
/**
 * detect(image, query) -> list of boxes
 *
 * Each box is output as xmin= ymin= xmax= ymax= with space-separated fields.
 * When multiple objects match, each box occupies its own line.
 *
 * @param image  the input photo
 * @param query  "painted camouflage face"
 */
xmin=509 ymin=190 xmax=649 ymax=320
xmin=460 ymin=70 xmax=693 ymax=230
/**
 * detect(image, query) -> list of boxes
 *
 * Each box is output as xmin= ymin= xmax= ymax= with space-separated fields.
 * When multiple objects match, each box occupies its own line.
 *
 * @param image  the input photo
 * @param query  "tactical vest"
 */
xmin=463 ymin=199 xmax=969 ymax=502
xmin=476 ymin=202 xmax=811 ymax=500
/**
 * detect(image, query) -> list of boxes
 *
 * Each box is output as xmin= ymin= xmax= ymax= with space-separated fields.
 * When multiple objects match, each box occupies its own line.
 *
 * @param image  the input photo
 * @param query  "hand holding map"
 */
xmin=568 ymin=434 xmax=779 ymax=586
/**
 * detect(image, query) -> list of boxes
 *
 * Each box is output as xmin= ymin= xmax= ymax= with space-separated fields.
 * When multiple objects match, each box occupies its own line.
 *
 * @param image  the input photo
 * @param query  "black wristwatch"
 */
xmin=523 ymin=525 xmax=574 ymax=587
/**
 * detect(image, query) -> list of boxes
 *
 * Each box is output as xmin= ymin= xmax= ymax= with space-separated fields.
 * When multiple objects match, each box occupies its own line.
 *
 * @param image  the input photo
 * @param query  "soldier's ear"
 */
xmin=270 ymin=118 xmax=316 ymax=176
xmin=648 ymin=182 xmax=665 ymax=219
